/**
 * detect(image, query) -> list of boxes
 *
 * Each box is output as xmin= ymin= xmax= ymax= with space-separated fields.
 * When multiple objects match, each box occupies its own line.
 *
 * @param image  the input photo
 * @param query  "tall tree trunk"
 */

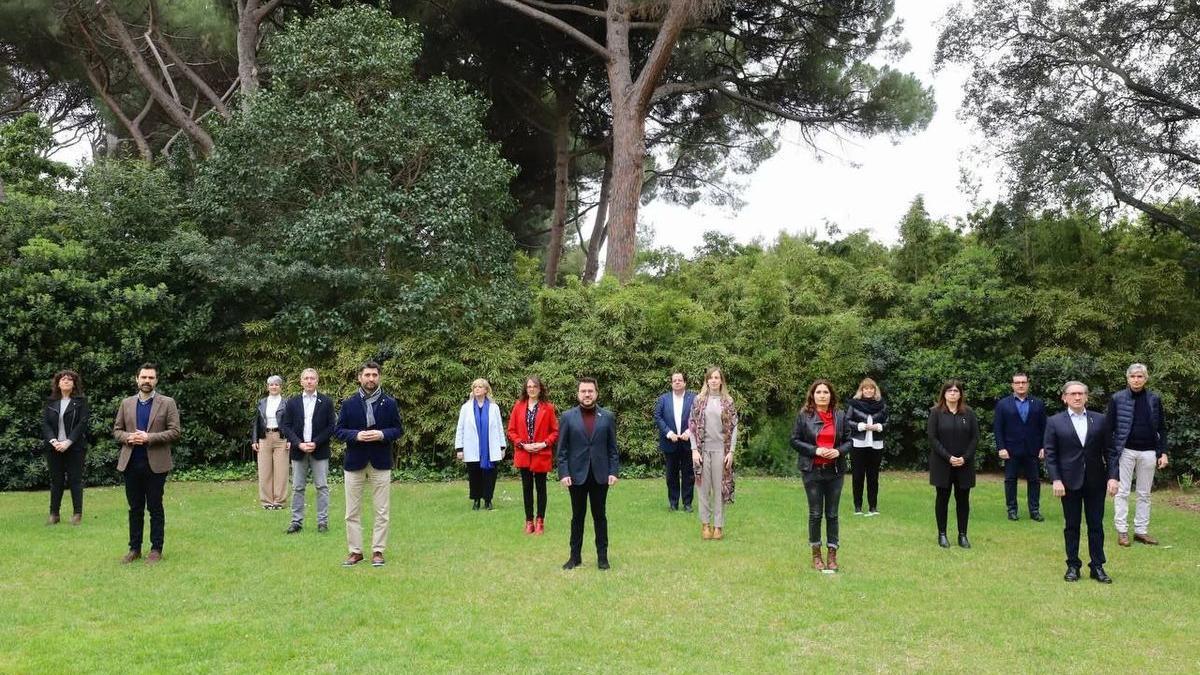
xmin=603 ymin=103 xmax=646 ymax=282
xmin=235 ymin=0 xmax=282 ymax=109
xmin=543 ymin=94 xmax=572 ymax=287
xmin=582 ymin=151 xmax=613 ymax=283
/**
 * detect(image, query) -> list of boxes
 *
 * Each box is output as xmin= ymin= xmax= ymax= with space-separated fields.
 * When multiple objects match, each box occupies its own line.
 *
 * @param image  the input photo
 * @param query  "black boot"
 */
xmin=1004 ymin=479 xmax=1018 ymax=520
xmin=938 ymin=532 xmax=950 ymax=548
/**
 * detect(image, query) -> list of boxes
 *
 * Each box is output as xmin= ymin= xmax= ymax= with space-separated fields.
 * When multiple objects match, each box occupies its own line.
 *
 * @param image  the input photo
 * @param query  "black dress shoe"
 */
xmin=669 ymin=503 xmax=679 ymax=511
xmin=562 ymin=557 xmax=582 ymax=570
xmin=1030 ymin=512 xmax=1045 ymax=522
xmin=938 ymin=533 xmax=950 ymax=548
xmin=485 ymin=500 xmax=494 ymax=511
xmin=597 ymin=558 xmax=610 ymax=570
xmin=317 ymin=523 xmax=328 ymax=533
xmin=1064 ymin=566 xmax=1080 ymax=582
xmin=958 ymin=534 xmax=971 ymax=549
xmin=472 ymin=500 xmax=480 ymax=511
xmin=1089 ymin=567 xmax=1113 ymax=584
xmin=1007 ymin=511 xmax=1019 ymax=521
xmin=683 ymin=504 xmax=693 ymax=513
xmin=285 ymin=522 xmax=302 ymax=534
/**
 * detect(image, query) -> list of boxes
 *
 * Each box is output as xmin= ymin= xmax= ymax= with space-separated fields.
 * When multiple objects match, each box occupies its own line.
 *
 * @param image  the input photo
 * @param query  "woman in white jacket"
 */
xmin=456 ymin=378 xmax=506 ymax=510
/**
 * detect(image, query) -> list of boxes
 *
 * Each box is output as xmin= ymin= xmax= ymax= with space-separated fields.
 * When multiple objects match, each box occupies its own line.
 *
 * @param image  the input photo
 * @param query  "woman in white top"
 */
xmin=846 ymin=377 xmax=888 ymax=516
xmin=252 ymin=375 xmax=290 ymax=509
xmin=455 ymin=378 xmax=506 ymax=510
xmin=40 ymin=370 xmax=90 ymax=525
xmin=688 ymin=366 xmax=739 ymax=541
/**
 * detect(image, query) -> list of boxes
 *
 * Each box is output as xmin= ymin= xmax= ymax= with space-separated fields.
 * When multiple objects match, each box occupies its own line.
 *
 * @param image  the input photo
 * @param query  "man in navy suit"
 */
xmin=281 ymin=368 xmax=337 ymax=534
xmin=557 ymin=377 xmax=619 ymax=570
xmin=654 ymin=371 xmax=696 ymax=512
xmin=1044 ymin=381 xmax=1120 ymax=584
xmin=994 ymin=372 xmax=1048 ymax=521
xmin=334 ymin=361 xmax=403 ymax=568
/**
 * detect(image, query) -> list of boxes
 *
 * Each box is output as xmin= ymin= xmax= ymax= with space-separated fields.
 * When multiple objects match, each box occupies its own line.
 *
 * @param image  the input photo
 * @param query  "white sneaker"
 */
xmin=853 ymin=510 xmax=864 ymax=516
xmin=865 ymin=510 xmax=879 ymax=517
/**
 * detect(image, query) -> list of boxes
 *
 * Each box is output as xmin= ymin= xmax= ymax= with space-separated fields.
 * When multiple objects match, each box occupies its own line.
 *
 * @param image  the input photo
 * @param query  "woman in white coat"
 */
xmin=456 ymin=378 xmax=506 ymax=510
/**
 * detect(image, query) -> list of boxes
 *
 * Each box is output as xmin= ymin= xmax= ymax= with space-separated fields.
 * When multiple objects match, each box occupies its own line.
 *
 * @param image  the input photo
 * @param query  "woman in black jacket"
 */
xmin=40 ymin=370 xmax=90 ymax=525
xmin=790 ymin=379 xmax=853 ymax=572
xmin=846 ymin=377 xmax=888 ymax=516
xmin=927 ymin=379 xmax=978 ymax=548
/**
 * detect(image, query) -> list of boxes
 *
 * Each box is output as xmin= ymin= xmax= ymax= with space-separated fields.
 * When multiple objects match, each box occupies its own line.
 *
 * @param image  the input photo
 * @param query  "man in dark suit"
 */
xmin=557 ymin=377 xmax=619 ymax=570
xmin=1043 ymin=381 xmax=1121 ymax=584
xmin=281 ymin=367 xmax=337 ymax=534
xmin=334 ymin=361 xmax=403 ymax=568
xmin=112 ymin=362 xmax=181 ymax=565
xmin=994 ymin=372 xmax=1048 ymax=521
xmin=653 ymin=371 xmax=696 ymax=512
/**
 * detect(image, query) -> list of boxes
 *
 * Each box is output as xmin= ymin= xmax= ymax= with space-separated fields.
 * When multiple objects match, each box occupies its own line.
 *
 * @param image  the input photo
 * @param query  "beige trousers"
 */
xmin=697 ymin=450 xmax=725 ymax=528
xmin=345 ymin=464 xmax=392 ymax=554
xmin=257 ymin=431 xmax=290 ymax=506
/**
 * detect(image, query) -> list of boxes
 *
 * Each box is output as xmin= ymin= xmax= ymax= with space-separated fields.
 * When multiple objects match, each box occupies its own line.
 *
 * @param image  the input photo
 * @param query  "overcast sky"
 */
xmin=642 ymin=0 xmax=997 ymax=253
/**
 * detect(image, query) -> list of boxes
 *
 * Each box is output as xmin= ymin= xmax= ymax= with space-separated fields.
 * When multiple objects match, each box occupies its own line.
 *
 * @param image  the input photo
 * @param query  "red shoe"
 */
xmin=534 ymin=517 xmax=545 ymax=535
xmin=524 ymin=519 xmax=534 ymax=534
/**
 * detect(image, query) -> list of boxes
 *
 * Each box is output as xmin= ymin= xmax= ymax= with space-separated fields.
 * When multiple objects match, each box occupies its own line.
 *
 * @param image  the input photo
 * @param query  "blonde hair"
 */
xmin=697 ymin=365 xmax=730 ymax=400
xmin=470 ymin=378 xmax=493 ymax=399
xmin=854 ymin=377 xmax=881 ymax=400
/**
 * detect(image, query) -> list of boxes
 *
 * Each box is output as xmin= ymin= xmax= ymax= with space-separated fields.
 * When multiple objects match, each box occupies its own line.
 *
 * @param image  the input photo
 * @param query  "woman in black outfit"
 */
xmin=846 ymin=377 xmax=887 ymax=515
xmin=927 ymin=379 xmax=978 ymax=548
xmin=40 ymin=369 xmax=90 ymax=525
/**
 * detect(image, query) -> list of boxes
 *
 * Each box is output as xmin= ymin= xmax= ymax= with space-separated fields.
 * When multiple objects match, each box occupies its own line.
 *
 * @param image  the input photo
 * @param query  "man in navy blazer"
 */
xmin=994 ymin=372 xmax=1048 ymax=521
xmin=557 ymin=377 xmax=619 ymax=570
xmin=1044 ymin=381 xmax=1120 ymax=584
xmin=334 ymin=361 xmax=403 ymax=568
xmin=654 ymin=371 xmax=696 ymax=512
xmin=281 ymin=368 xmax=337 ymax=534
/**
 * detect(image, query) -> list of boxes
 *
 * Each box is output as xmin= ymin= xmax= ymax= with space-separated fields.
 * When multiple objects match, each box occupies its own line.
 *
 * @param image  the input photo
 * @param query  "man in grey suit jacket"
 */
xmin=557 ymin=377 xmax=619 ymax=570
xmin=112 ymin=363 xmax=181 ymax=565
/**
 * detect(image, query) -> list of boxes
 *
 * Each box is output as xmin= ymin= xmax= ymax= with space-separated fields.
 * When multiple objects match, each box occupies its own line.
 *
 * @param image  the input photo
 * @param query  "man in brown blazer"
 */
xmin=113 ymin=363 xmax=181 ymax=564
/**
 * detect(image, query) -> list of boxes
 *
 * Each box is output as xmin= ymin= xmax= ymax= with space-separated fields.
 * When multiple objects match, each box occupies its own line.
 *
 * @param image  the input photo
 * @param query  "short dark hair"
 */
xmin=671 ymin=370 xmax=687 ymax=383
xmin=358 ymin=360 xmax=381 ymax=375
xmin=138 ymin=362 xmax=159 ymax=375
xmin=50 ymin=369 xmax=84 ymax=399
xmin=1012 ymin=372 xmax=1029 ymax=382
xmin=577 ymin=376 xmax=598 ymax=389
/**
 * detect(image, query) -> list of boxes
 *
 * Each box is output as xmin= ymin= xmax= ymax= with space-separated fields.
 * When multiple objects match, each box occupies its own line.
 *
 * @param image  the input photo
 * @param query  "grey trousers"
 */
xmin=1114 ymin=448 xmax=1156 ymax=535
xmin=697 ymin=450 xmax=725 ymax=528
xmin=290 ymin=455 xmax=330 ymax=527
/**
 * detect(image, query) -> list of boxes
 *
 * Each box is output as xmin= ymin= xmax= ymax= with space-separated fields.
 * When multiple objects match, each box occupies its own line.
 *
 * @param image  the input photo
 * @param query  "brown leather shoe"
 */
xmin=1134 ymin=533 xmax=1159 ymax=545
xmin=701 ymin=524 xmax=712 ymax=540
xmin=342 ymin=552 xmax=364 ymax=567
xmin=371 ymin=551 xmax=385 ymax=567
xmin=1117 ymin=532 xmax=1131 ymax=547
xmin=70 ymin=513 xmax=82 ymax=526
xmin=811 ymin=545 xmax=825 ymax=571
xmin=713 ymin=527 xmax=724 ymax=540
xmin=47 ymin=513 xmax=60 ymax=525
xmin=826 ymin=547 xmax=839 ymax=572
xmin=121 ymin=550 xmax=142 ymax=564
xmin=145 ymin=550 xmax=163 ymax=564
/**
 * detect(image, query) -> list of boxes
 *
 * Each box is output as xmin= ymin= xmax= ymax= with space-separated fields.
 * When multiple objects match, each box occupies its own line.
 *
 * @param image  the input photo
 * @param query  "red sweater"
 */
xmin=814 ymin=409 xmax=835 ymax=466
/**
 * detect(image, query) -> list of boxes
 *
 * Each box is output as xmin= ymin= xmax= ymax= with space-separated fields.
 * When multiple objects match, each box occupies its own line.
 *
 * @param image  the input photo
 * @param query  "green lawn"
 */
xmin=2 ymin=473 xmax=1197 ymax=673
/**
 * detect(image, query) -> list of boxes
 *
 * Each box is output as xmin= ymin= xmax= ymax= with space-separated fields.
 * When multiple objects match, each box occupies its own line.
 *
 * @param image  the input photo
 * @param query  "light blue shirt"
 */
xmin=1069 ymin=410 xmax=1088 ymax=446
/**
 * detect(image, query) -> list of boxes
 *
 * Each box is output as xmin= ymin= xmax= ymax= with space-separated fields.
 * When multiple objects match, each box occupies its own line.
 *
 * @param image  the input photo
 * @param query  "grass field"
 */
xmin=2 ymin=473 xmax=1197 ymax=673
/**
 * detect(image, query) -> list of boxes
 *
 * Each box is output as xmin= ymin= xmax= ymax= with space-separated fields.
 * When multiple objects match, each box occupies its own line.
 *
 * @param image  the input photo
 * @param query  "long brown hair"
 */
xmin=935 ymin=379 xmax=970 ymax=413
xmin=802 ymin=379 xmax=838 ymax=414
xmin=50 ymin=369 xmax=84 ymax=400
xmin=697 ymin=365 xmax=731 ymax=400
xmin=518 ymin=376 xmax=550 ymax=404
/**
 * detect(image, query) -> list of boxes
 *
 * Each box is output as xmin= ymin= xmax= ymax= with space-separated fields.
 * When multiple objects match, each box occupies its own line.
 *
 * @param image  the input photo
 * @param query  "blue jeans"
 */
xmin=803 ymin=466 xmax=843 ymax=548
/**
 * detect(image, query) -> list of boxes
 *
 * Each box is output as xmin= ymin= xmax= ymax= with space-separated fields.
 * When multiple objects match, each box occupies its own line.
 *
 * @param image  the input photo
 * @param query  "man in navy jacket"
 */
xmin=334 ymin=361 xmax=403 ymax=568
xmin=1044 ymin=381 xmax=1120 ymax=584
xmin=653 ymin=371 xmax=696 ymax=512
xmin=280 ymin=368 xmax=337 ymax=534
xmin=994 ymin=372 xmax=1048 ymax=521
xmin=557 ymin=377 xmax=619 ymax=570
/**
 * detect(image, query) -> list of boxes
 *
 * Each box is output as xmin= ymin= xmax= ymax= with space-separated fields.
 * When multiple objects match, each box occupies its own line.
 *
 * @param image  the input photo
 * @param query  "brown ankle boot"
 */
xmin=702 ymin=524 xmax=712 ymax=540
xmin=811 ymin=545 xmax=825 ymax=571
xmin=713 ymin=527 xmax=724 ymax=540
xmin=826 ymin=547 xmax=839 ymax=572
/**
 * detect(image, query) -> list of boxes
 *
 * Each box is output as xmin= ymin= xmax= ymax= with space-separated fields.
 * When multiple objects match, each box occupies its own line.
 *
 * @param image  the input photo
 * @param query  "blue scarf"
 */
xmin=474 ymin=399 xmax=492 ymax=469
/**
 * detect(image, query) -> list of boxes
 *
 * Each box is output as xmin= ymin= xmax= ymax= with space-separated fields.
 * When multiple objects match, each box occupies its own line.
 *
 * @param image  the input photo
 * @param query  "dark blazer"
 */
xmin=927 ymin=407 xmax=978 ymax=489
xmin=993 ymin=395 xmax=1047 ymax=458
xmin=251 ymin=396 xmax=288 ymax=444
xmin=334 ymin=392 xmax=403 ymax=471
xmin=113 ymin=393 xmax=181 ymax=474
xmin=654 ymin=391 xmax=697 ymax=453
xmin=280 ymin=392 xmax=337 ymax=461
xmin=41 ymin=396 xmax=90 ymax=453
xmin=556 ymin=406 xmax=619 ymax=484
xmin=845 ymin=399 xmax=888 ymax=444
xmin=790 ymin=409 xmax=853 ymax=473
xmin=1044 ymin=410 xmax=1119 ymax=491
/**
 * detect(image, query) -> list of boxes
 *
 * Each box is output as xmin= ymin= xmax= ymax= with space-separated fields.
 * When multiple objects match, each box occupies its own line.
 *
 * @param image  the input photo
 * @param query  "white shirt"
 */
xmin=1069 ymin=410 xmax=1088 ymax=446
xmin=302 ymin=392 xmax=317 ymax=443
xmin=57 ymin=399 xmax=71 ymax=444
xmin=265 ymin=394 xmax=282 ymax=429
xmin=672 ymin=393 xmax=685 ymax=434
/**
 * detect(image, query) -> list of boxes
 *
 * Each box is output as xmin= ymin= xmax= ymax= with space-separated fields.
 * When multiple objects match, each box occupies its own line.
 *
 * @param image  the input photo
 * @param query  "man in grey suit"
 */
xmin=557 ymin=377 xmax=619 ymax=570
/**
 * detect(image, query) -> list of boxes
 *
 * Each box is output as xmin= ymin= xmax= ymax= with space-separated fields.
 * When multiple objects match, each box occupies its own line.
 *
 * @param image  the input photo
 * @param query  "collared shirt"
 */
xmin=302 ymin=392 xmax=317 ymax=443
xmin=1069 ymin=410 xmax=1088 ymax=446
xmin=265 ymin=394 xmax=282 ymax=429
xmin=672 ymin=393 xmax=685 ymax=433
xmin=1015 ymin=396 xmax=1029 ymax=423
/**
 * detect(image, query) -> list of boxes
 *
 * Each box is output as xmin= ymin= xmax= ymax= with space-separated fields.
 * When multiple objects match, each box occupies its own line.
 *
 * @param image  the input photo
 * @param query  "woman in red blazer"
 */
xmin=507 ymin=376 xmax=559 ymax=534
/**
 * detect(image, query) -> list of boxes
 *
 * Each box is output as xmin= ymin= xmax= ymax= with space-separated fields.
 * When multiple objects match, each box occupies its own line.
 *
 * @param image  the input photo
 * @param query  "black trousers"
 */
xmin=465 ymin=461 xmax=498 ymax=501
xmin=568 ymin=476 xmax=609 ymax=560
xmin=47 ymin=448 xmax=85 ymax=515
xmin=850 ymin=447 xmax=881 ymax=511
xmin=1061 ymin=480 xmax=1107 ymax=569
xmin=124 ymin=456 xmax=167 ymax=552
xmin=1004 ymin=454 xmax=1042 ymax=515
xmin=935 ymin=484 xmax=971 ymax=535
xmin=803 ymin=467 xmax=844 ymax=548
xmin=520 ymin=469 xmax=547 ymax=520
xmin=663 ymin=451 xmax=694 ymax=508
